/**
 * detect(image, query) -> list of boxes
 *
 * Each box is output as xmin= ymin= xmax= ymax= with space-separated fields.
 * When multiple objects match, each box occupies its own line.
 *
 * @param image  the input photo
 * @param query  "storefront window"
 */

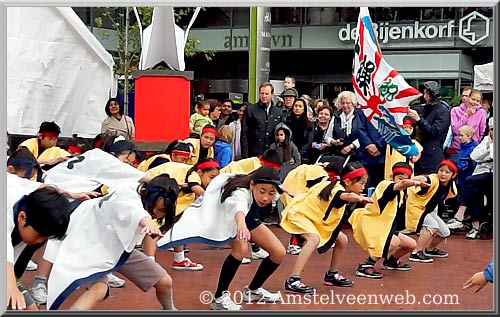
xmin=232 ymin=7 xmax=250 ymax=27
xmin=271 ymin=7 xmax=302 ymax=25
xmin=192 ymin=7 xmax=231 ymax=28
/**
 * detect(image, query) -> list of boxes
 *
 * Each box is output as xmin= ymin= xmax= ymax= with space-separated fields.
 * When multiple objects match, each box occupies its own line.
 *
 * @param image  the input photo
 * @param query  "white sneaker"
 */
xmin=241 ymin=257 xmax=251 ymax=264
xmin=287 ymin=244 xmax=302 ymax=255
xmin=107 ymin=273 xmax=126 ymax=288
xmin=29 ymin=281 xmax=47 ymax=305
xmin=243 ymin=285 xmax=282 ymax=303
xmin=26 ymin=260 xmax=38 ymax=271
xmin=210 ymin=292 xmax=242 ymax=310
xmin=251 ymin=248 xmax=269 ymax=260
xmin=446 ymin=218 xmax=464 ymax=230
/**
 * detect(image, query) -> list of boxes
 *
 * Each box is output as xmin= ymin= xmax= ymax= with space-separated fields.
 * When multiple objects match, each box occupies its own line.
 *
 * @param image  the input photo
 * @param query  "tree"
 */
xmin=93 ymin=7 xmax=215 ymax=113
xmin=94 ymin=7 xmax=215 ymax=76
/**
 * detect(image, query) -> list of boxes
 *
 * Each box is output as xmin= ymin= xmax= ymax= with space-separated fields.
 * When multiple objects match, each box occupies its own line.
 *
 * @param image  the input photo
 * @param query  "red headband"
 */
xmin=403 ymin=119 xmax=414 ymax=126
xmin=40 ymin=132 xmax=58 ymax=138
xmin=440 ymin=160 xmax=458 ymax=174
xmin=172 ymin=150 xmax=190 ymax=157
xmin=327 ymin=171 xmax=339 ymax=182
xmin=196 ymin=160 xmax=220 ymax=171
xmin=68 ymin=145 xmax=83 ymax=155
xmin=342 ymin=167 xmax=368 ymax=181
xmin=392 ymin=167 xmax=413 ymax=177
xmin=202 ymin=127 xmax=218 ymax=137
xmin=259 ymin=156 xmax=281 ymax=171
xmin=94 ymin=140 xmax=103 ymax=149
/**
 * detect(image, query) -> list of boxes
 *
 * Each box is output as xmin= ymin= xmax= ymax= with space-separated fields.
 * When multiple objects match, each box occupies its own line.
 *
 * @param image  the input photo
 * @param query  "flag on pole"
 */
xmin=352 ymin=7 xmax=421 ymax=157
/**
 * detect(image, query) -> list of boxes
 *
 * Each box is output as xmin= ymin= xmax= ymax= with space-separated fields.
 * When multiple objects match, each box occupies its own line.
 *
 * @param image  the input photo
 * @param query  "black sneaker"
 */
xmin=423 ymin=248 xmax=448 ymax=258
xmin=284 ymin=277 xmax=315 ymax=294
xmin=355 ymin=264 xmax=383 ymax=279
xmin=381 ymin=258 xmax=411 ymax=271
xmin=408 ymin=251 xmax=433 ymax=263
xmin=324 ymin=271 xmax=354 ymax=287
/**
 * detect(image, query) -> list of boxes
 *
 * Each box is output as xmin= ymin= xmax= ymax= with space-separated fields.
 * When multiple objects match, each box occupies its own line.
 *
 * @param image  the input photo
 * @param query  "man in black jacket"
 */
xmin=241 ymin=82 xmax=285 ymax=158
xmin=408 ymin=81 xmax=451 ymax=175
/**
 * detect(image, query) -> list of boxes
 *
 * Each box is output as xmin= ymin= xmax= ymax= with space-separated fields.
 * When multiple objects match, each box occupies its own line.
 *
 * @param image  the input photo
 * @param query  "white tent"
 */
xmin=473 ymin=62 xmax=494 ymax=93
xmin=7 ymin=7 xmax=116 ymax=138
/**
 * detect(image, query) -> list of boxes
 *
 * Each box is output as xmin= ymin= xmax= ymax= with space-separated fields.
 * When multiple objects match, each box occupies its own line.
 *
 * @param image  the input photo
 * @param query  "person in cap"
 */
xmin=281 ymin=161 xmax=372 ymax=294
xmin=406 ymin=160 xmax=457 ymax=263
xmin=183 ymin=125 xmax=217 ymax=165
xmin=407 ymin=81 xmax=451 ymax=175
xmin=350 ymin=162 xmax=428 ymax=279
xmin=157 ymin=166 xmax=287 ymax=310
xmin=18 ymin=121 xmax=71 ymax=169
xmin=109 ymin=140 xmax=137 ymax=166
xmin=281 ymin=88 xmax=298 ymax=113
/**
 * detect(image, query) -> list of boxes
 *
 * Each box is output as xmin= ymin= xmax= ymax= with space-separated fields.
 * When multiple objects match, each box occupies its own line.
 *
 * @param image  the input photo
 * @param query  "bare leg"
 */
xmin=413 ymin=228 xmax=436 ymax=252
xmin=453 ymin=205 xmax=467 ymax=221
xmin=70 ymin=282 xmax=108 ymax=310
xmin=291 ymin=233 xmax=320 ymax=276
xmin=393 ymin=234 xmax=416 ymax=259
xmin=328 ymin=232 xmax=347 ymax=271
xmin=155 ymin=274 xmax=176 ymax=310
xmin=428 ymin=235 xmax=444 ymax=250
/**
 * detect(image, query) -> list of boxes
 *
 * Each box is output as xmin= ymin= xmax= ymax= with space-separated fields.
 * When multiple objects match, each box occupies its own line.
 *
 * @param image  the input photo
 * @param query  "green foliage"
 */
xmin=92 ymin=7 xmax=214 ymax=75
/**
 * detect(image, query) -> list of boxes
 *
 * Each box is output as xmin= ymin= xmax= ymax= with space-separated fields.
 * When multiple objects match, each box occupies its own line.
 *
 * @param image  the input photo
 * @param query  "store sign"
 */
xmin=338 ymin=10 xmax=490 ymax=46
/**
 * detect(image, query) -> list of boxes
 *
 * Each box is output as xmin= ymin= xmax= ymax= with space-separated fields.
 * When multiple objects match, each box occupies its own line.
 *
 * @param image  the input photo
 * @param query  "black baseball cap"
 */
xmin=251 ymin=166 xmax=283 ymax=194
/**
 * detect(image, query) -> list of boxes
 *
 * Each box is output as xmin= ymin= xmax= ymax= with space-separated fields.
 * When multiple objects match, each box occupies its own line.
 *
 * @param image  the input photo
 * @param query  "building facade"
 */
xmin=74 ymin=7 xmax=494 ymax=103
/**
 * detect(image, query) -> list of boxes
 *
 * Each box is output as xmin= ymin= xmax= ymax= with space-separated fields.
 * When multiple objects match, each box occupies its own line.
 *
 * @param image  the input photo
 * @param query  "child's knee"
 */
xmin=335 ymin=232 xmax=348 ymax=248
xmin=231 ymin=241 xmax=250 ymax=260
xmin=156 ymin=274 xmax=173 ymax=290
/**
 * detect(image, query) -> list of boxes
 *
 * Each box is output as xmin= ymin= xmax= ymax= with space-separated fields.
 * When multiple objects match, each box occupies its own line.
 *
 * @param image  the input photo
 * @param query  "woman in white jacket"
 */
xmin=447 ymin=117 xmax=493 ymax=238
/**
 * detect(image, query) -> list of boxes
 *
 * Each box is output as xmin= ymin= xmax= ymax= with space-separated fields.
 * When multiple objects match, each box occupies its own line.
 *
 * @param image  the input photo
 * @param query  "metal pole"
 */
xmin=124 ymin=7 xmax=130 ymax=115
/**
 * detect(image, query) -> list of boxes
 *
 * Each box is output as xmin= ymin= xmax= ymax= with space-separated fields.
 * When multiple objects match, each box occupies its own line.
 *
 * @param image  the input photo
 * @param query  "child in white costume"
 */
xmin=158 ymin=166 xmax=286 ymax=310
xmin=36 ymin=149 xmax=174 ymax=310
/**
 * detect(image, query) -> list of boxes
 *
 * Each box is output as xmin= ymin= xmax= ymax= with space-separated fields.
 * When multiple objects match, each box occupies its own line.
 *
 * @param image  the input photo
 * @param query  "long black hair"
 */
xmin=221 ymin=166 xmax=281 ymax=203
xmin=318 ymin=161 xmax=366 ymax=201
xmin=142 ymin=174 xmax=179 ymax=232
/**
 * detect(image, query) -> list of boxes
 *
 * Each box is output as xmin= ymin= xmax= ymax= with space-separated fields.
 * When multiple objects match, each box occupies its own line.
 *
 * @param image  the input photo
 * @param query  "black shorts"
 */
xmin=245 ymin=203 xmax=263 ymax=231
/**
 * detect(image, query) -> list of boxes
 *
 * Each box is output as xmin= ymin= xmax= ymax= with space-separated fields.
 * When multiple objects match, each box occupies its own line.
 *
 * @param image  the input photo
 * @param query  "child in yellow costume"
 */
xmin=137 ymin=141 xmax=191 ymax=171
xmin=220 ymin=148 xmax=283 ymax=174
xmin=184 ymin=125 xmax=217 ymax=165
xmin=281 ymin=156 xmax=346 ymax=255
xmin=350 ymin=162 xmax=428 ymax=279
xmin=281 ymin=161 xmax=372 ymax=294
xmin=407 ymin=160 xmax=458 ymax=263
xmin=146 ymin=158 xmax=220 ymax=271
xmin=18 ymin=121 xmax=70 ymax=169
xmin=384 ymin=116 xmax=422 ymax=180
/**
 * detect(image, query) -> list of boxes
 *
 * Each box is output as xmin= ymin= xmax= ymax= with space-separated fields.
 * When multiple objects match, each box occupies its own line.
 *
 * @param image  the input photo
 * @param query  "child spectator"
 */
xmin=214 ymin=125 xmax=234 ymax=168
xmin=384 ymin=115 xmax=422 ymax=180
xmin=189 ymin=101 xmax=212 ymax=137
xmin=269 ymin=123 xmax=301 ymax=180
xmin=456 ymin=125 xmax=478 ymax=191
